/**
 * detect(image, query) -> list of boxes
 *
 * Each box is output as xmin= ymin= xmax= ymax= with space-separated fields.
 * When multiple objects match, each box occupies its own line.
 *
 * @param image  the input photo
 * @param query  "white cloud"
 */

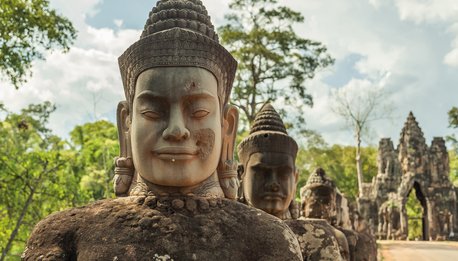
xmin=394 ymin=0 xmax=458 ymax=24
xmin=0 ymin=21 xmax=141 ymax=138
xmin=114 ymin=19 xmax=123 ymax=28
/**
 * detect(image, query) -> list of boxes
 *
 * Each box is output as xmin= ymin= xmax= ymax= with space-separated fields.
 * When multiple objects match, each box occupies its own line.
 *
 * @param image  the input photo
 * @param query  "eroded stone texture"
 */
xmin=286 ymin=219 xmax=343 ymax=261
xmin=358 ymin=112 xmax=457 ymax=241
xmin=23 ymin=196 xmax=302 ymax=260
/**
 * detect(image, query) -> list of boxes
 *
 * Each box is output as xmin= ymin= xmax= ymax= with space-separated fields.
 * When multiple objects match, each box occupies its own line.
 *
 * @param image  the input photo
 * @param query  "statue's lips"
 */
xmin=262 ymin=193 xmax=285 ymax=200
xmin=152 ymin=147 xmax=199 ymax=160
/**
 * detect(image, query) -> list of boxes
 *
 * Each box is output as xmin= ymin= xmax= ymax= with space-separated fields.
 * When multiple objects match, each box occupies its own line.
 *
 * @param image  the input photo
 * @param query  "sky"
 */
xmin=1 ymin=0 xmax=457 ymax=148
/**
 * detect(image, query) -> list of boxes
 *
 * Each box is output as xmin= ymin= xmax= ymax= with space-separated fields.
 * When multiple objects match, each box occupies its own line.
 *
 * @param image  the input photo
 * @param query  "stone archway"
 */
xmin=404 ymin=181 xmax=428 ymax=240
xmin=357 ymin=112 xmax=457 ymax=241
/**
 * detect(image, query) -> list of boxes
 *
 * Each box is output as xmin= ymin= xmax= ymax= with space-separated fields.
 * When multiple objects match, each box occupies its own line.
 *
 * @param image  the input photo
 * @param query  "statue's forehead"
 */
xmin=134 ymin=67 xmax=219 ymax=99
xmin=247 ymin=152 xmax=294 ymax=166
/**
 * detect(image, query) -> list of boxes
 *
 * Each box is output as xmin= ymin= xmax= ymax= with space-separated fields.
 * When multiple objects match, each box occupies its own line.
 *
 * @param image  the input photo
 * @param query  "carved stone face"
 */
xmin=303 ymin=187 xmax=335 ymax=220
xmin=131 ymin=67 xmax=222 ymax=187
xmin=243 ymin=152 xmax=296 ymax=217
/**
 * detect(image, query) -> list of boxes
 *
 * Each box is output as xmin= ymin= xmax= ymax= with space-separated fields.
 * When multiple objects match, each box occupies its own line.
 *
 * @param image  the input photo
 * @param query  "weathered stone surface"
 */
xmin=353 ymin=231 xmax=377 ymax=261
xmin=358 ymin=112 xmax=457 ymax=241
xmin=23 ymin=196 xmax=302 ymax=260
xmin=285 ymin=219 xmax=344 ymax=261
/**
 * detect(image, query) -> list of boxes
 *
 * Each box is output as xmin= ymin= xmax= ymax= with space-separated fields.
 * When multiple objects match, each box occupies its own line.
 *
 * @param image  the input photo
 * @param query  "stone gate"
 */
xmin=358 ymin=112 xmax=457 ymax=240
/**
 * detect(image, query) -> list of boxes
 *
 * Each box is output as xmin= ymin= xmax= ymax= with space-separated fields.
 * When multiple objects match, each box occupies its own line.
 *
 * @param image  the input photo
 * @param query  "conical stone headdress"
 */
xmin=118 ymin=0 xmax=237 ymax=106
xmin=237 ymin=103 xmax=298 ymax=166
xmin=304 ymin=167 xmax=336 ymax=191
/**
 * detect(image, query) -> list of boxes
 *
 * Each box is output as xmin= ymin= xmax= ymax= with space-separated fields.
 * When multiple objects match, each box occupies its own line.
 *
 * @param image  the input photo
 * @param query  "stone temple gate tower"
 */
xmin=358 ymin=112 xmax=457 ymax=240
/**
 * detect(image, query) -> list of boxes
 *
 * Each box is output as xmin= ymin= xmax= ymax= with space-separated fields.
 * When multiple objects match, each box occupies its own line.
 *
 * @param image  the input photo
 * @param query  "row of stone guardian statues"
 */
xmin=22 ymin=0 xmax=376 ymax=260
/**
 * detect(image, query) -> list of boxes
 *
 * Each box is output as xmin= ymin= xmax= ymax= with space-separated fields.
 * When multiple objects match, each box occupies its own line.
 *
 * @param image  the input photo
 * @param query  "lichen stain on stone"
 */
xmin=282 ymin=226 xmax=302 ymax=259
xmin=320 ymin=247 xmax=342 ymax=261
xmin=153 ymin=253 xmax=174 ymax=261
xmin=313 ymin=227 xmax=326 ymax=237
xmin=192 ymin=128 xmax=215 ymax=159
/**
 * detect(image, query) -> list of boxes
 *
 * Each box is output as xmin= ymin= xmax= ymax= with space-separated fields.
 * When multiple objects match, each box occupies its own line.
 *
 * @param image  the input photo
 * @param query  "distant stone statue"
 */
xmin=377 ymin=192 xmax=403 ymax=241
xmin=301 ymin=168 xmax=377 ymax=261
xmin=238 ymin=103 xmax=343 ymax=260
xmin=22 ymin=1 xmax=302 ymax=260
xmin=301 ymin=168 xmax=351 ymax=260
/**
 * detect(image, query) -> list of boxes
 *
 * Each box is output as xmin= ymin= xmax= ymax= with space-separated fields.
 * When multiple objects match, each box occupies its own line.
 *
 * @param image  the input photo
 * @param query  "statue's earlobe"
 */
xmin=113 ymin=101 xmax=135 ymax=197
xmin=217 ymin=104 xmax=239 ymax=199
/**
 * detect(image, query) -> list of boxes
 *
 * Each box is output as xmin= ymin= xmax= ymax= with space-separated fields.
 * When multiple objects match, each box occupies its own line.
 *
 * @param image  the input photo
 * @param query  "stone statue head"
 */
xmin=300 ymin=168 xmax=337 ymax=222
xmin=237 ymin=103 xmax=299 ymax=219
xmin=113 ymin=0 xmax=239 ymax=198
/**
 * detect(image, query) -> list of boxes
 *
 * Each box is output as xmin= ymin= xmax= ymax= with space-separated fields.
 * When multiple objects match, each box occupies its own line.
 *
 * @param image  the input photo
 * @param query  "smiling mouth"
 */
xmin=152 ymin=147 xmax=198 ymax=161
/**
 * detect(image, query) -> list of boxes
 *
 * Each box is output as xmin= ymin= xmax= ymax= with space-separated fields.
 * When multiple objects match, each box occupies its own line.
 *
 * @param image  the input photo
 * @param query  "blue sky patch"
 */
xmin=86 ymin=0 xmax=152 ymax=30
xmin=323 ymin=53 xmax=366 ymax=87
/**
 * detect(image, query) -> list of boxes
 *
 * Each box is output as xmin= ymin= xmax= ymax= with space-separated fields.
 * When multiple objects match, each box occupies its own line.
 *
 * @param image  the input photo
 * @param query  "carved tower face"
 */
xmin=243 ymin=151 xmax=297 ymax=216
xmin=131 ymin=67 xmax=222 ymax=187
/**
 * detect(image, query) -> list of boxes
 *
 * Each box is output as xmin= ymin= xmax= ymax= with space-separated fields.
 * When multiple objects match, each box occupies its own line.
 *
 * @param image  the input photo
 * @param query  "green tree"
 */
xmin=406 ymin=190 xmax=423 ymax=240
xmin=218 ymin=0 xmax=334 ymax=128
xmin=0 ymin=0 xmax=76 ymax=88
xmin=69 ymin=120 xmax=119 ymax=200
xmin=331 ymin=86 xmax=393 ymax=197
xmin=0 ymin=102 xmax=84 ymax=260
xmin=447 ymin=106 xmax=458 ymax=186
xmin=449 ymin=107 xmax=458 ymax=128
xmin=295 ymin=131 xmax=378 ymax=201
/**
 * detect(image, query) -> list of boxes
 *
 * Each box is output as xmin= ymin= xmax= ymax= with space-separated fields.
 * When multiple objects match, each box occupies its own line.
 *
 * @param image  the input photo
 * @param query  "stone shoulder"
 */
xmin=24 ymin=197 xmax=302 ymax=260
xmin=285 ymin=218 xmax=344 ymax=261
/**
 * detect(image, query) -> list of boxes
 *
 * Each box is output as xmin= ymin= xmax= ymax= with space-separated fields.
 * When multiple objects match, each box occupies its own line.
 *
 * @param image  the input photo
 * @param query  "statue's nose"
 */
xmin=162 ymin=107 xmax=190 ymax=141
xmin=265 ymin=173 xmax=280 ymax=192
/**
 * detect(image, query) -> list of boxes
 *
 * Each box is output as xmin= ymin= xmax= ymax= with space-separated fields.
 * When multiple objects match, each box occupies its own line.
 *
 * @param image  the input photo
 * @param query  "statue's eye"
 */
xmin=141 ymin=111 xmax=161 ymax=120
xmin=192 ymin=109 xmax=209 ymax=119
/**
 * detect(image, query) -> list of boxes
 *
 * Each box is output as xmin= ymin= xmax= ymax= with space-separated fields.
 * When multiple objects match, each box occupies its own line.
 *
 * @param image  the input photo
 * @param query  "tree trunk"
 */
xmin=356 ymin=126 xmax=364 ymax=198
xmin=1 ymin=189 xmax=35 ymax=261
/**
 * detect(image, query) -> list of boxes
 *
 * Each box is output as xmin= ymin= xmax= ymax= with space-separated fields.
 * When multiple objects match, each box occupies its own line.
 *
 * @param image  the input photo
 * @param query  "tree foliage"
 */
xmin=406 ymin=190 xmax=423 ymax=240
xmin=0 ymin=103 xmax=118 ymax=260
xmin=218 ymin=0 xmax=334 ymax=128
xmin=0 ymin=0 xmax=76 ymax=88
xmin=295 ymin=131 xmax=378 ymax=201
xmin=69 ymin=120 xmax=119 ymax=200
xmin=449 ymin=107 xmax=458 ymax=128
xmin=447 ymin=106 xmax=458 ymax=186
xmin=0 ymin=102 xmax=84 ymax=260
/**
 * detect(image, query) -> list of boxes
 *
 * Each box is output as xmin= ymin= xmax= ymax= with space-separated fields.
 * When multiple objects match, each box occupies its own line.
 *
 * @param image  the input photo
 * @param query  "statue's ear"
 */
xmin=114 ymin=101 xmax=135 ymax=197
xmin=219 ymin=104 xmax=239 ymax=163
xmin=217 ymin=104 xmax=239 ymax=199
xmin=117 ymin=101 xmax=131 ymax=158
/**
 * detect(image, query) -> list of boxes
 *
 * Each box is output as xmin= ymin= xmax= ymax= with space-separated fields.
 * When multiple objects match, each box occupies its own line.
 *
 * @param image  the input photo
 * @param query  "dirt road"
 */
xmin=379 ymin=240 xmax=458 ymax=261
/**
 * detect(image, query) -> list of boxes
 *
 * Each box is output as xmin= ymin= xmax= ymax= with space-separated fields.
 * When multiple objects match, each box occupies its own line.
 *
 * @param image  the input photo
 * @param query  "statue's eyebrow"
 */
xmin=182 ymin=91 xmax=216 ymax=103
xmin=136 ymin=90 xmax=166 ymax=102
xmin=136 ymin=90 xmax=216 ymax=102
xmin=251 ymin=162 xmax=292 ymax=170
